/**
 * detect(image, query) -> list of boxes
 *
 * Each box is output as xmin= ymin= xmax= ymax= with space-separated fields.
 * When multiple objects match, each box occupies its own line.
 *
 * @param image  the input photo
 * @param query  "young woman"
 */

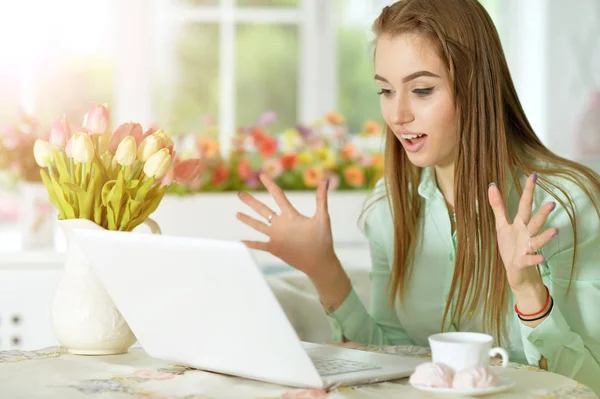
xmin=236 ymin=0 xmax=600 ymax=392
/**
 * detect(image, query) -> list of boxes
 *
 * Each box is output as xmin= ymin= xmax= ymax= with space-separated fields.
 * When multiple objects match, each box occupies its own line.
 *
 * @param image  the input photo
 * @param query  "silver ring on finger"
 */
xmin=528 ymin=237 xmax=539 ymax=254
xmin=267 ymin=212 xmax=277 ymax=224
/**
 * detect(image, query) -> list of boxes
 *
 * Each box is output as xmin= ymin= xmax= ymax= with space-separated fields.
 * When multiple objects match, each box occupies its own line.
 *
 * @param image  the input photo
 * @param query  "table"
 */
xmin=0 ymin=345 xmax=596 ymax=399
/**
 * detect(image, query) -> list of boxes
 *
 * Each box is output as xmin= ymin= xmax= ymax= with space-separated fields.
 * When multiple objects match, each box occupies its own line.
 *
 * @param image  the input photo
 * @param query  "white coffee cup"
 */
xmin=428 ymin=332 xmax=509 ymax=372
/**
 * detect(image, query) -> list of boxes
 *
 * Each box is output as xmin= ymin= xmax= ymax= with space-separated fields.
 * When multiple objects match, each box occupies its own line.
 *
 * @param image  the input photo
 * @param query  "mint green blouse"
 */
xmin=327 ymin=167 xmax=600 ymax=394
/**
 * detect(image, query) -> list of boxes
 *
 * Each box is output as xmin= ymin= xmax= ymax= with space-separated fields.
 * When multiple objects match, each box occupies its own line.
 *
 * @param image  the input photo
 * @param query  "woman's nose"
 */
xmin=393 ymin=98 xmax=414 ymax=125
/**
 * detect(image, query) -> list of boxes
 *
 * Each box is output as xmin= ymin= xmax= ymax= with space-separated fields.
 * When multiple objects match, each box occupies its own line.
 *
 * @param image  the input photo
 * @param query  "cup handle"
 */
xmin=142 ymin=217 xmax=162 ymax=235
xmin=489 ymin=347 xmax=509 ymax=367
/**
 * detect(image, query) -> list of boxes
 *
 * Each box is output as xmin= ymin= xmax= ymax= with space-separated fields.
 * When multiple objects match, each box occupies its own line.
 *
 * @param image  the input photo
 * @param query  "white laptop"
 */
xmin=72 ymin=228 xmax=425 ymax=390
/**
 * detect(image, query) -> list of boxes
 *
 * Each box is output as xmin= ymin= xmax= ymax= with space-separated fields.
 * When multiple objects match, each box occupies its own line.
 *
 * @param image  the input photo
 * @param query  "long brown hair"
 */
xmin=371 ymin=0 xmax=600 ymax=343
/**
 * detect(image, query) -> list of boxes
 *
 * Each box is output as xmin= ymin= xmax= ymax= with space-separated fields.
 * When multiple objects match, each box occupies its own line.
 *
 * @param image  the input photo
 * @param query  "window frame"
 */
xmin=114 ymin=0 xmax=336 ymax=156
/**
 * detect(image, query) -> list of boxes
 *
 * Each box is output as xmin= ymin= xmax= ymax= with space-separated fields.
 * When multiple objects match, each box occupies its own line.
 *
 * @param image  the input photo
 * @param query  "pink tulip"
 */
xmin=109 ymin=123 xmax=144 ymax=154
xmin=83 ymin=104 xmax=110 ymax=135
xmin=161 ymin=168 xmax=175 ymax=186
xmin=49 ymin=115 xmax=72 ymax=148
xmin=173 ymin=159 xmax=203 ymax=185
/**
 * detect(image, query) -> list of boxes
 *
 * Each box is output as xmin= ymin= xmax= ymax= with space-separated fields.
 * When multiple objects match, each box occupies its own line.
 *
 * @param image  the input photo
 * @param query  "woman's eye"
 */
xmin=377 ymin=88 xmax=393 ymax=97
xmin=413 ymin=87 xmax=435 ymax=97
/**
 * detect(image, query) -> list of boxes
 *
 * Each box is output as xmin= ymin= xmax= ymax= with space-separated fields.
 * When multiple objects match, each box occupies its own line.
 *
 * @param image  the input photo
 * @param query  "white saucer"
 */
xmin=410 ymin=376 xmax=516 ymax=396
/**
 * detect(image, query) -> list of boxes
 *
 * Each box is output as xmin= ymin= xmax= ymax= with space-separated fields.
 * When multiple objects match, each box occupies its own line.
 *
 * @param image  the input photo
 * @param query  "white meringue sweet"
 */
xmin=452 ymin=367 xmax=499 ymax=389
xmin=409 ymin=362 xmax=454 ymax=388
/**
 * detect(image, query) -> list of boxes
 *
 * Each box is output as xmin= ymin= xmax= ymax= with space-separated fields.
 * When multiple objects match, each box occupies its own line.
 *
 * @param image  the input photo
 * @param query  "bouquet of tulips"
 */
xmin=33 ymin=105 xmax=202 ymax=231
xmin=0 ymin=113 xmax=47 ymax=183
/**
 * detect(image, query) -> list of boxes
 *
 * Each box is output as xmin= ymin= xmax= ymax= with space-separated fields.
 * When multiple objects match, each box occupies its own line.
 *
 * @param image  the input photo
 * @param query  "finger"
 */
xmin=487 ymin=182 xmax=509 ymax=230
xmin=238 ymin=191 xmax=275 ymax=220
xmin=516 ymin=173 xmax=537 ymax=224
xmin=530 ymin=227 xmax=559 ymax=252
xmin=527 ymin=202 xmax=557 ymax=236
xmin=236 ymin=212 xmax=270 ymax=235
xmin=316 ymin=179 xmax=329 ymax=216
xmin=259 ymin=174 xmax=296 ymax=214
xmin=519 ymin=254 xmax=545 ymax=268
xmin=241 ymin=240 xmax=270 ymax=252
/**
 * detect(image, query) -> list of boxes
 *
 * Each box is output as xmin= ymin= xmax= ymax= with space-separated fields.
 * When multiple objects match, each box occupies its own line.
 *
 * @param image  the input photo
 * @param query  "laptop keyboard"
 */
xmin=309 ymin=355 xmax=382 ymax=376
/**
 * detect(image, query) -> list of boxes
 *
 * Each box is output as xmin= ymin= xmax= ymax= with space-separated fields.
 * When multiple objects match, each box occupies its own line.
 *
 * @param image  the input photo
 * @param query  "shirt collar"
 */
xmin=417 ymin=167 xmax=439 ymax=201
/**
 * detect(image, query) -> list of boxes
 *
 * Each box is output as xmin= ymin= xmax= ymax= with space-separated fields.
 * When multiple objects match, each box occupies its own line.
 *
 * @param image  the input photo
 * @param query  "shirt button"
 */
xmin=535 ymin=339 xmax=544 ymax=347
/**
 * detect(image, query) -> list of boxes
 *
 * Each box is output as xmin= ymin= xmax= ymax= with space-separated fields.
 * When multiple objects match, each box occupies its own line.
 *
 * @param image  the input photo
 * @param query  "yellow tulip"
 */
xmin=138 ymin=134 xmax=161 ymax=162
xmin=154 ymin=129 xmax=174 ymax=149
xmin=114 ymin=136 xmax=137 ymax=167
xmin=143 ymin=148 xmax=172 ymax=179
xmin=97 ymin=131 xmax=111 ymax=155
xmin=33 ymin=139 xmax=53 ymax=167
xmin=71 ymin=132 xmax=95 ymax=164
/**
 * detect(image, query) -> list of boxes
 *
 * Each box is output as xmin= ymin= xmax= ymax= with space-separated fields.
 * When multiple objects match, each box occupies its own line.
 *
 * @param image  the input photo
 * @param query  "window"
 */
xmin=0 ymin=0 xmax=115 ymax=221
xmin=125 ymin=1 xmax=506 ymax=148
xmin=150 ymin=0 xmax=331 ymax=156
xmin=0 ymin=0 xmax=114 ymax=126
xmin=335 ymin=0 xmax=384 ymax=135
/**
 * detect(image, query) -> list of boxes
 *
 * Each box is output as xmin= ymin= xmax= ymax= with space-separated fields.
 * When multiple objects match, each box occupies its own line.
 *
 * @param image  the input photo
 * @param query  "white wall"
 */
xmin=546 ymin=0 xmax=600 ymax=167
xmin=503 ymin=0 xmax=548 ymax=145
xmin=505 ymin=0 xmax=600 ymax=169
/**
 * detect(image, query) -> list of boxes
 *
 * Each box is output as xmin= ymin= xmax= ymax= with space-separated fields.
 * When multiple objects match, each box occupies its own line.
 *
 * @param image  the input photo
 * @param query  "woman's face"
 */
xmin=375 ymin=33 xmax=458 ymax=169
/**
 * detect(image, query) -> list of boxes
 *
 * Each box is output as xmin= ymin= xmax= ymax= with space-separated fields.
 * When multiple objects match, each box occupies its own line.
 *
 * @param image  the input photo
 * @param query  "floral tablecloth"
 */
xmin=0 ymin=344 xmax=596 ymax=399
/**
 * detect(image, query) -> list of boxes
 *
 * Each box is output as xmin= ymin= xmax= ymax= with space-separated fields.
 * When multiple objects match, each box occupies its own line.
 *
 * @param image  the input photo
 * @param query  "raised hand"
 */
xmin=487 ymin=173 xmax=558 ymax=289
xmin=237 ymin=174 xmax=337 ymax=280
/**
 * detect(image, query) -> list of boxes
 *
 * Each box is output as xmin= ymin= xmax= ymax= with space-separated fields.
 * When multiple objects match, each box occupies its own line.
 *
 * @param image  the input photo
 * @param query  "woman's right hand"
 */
xmin=236 ymin=174 xmax=338 ymax=280
xmin=237 ymin=174 xmax=352 ymax=312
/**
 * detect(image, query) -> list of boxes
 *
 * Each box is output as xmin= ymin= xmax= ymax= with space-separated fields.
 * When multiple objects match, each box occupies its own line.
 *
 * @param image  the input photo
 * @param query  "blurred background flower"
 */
xmin=0 ymin=112 xmax=48 ymax=183
xmin=168 ymin=111 xmax=384 ymax=194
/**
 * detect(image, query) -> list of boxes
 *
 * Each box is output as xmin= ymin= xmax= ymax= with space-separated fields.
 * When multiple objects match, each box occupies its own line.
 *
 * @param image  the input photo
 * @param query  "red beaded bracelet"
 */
xmin=514 ymin=285 xmax=550 ymax=317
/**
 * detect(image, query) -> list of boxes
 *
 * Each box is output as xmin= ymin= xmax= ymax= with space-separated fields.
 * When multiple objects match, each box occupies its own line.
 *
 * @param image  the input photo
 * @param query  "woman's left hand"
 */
xmin=487 ymin=173 xmax=558 ymax=290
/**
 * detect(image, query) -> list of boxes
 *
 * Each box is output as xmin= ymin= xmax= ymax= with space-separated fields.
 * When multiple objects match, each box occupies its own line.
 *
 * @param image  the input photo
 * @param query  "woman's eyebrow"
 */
xmin=374 ymin=71 xmax=441 ymax=83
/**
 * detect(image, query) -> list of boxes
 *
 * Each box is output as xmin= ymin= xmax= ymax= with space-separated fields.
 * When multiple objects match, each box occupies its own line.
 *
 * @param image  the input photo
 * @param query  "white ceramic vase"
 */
xmin=51 ymin=218 xmax=161 ymax=355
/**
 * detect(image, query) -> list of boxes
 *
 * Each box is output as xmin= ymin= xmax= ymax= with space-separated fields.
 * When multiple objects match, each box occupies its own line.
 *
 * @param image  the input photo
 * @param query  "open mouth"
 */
xmin=400 ymin=134 xmax=428 ymax=152
xmin=404 ymin=134 xmax=427 ymax=145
